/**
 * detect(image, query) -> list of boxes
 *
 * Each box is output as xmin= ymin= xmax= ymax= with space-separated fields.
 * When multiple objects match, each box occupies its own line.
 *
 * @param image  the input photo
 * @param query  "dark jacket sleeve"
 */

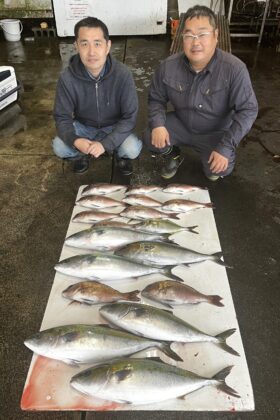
xmin=53 ymin=75 xmax=78 ymax=147
xmin=101 ymin=70 xmax=138 ymax=153
xmin=215 ymin=65 xmax=258 ymax=158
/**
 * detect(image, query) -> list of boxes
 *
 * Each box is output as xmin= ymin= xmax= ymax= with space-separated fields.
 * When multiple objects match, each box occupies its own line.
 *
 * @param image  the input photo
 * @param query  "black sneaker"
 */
xmin=161 ymin=147 xmax=184 ymax=179
xmin=72 ymin=156 xmax=89 ymax=174
xmin=117 ymin=158 xmax=133 ymax=176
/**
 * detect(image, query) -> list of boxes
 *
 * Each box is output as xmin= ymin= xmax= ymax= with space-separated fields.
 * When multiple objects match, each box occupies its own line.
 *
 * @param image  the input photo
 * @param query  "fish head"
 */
xmin=62 ymin=283 xmax=80 ymax=300
xmin=24 ymin=330 xmax=59 ymax=356
xmin=65 ymin=229 xmax=92 ymax=248
xmin=99 ymin=303 xmax=148 ymax=328
xmin=141 ymin=282 xmax=160 ymax=299
xmin=70 ymin=364 xmax=110 ymax=396
xmin=99 ymin=303 xmax=135 ymax=324
xmin=55 ymin=255 xmax=98 ymax=276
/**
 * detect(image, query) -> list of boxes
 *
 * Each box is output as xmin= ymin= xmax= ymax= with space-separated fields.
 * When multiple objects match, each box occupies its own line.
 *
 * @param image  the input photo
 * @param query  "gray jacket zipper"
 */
xmin=95 ymin=82 xmax=100 ymax=128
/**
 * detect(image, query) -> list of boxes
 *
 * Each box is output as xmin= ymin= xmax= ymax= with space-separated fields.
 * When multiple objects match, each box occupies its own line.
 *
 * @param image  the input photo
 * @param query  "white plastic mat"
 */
xmin=21 ymin=185 xmax=254 ymax=411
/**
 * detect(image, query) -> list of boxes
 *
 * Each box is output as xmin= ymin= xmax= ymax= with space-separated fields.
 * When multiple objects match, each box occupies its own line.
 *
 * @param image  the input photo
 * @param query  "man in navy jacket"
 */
xmin=53 ymin=17 xmax=142 ymax=174
xmin=144 ymin=5 xmax=258 ymax=180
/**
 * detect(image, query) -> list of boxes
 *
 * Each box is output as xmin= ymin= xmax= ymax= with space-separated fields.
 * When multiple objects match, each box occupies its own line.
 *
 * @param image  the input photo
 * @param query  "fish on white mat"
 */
xmin=82 ymin=183 xmax=127 ymax=196
xmin=125 ymin=185 xmax=162 ymax=196
xmin=24 ymin=325 xmax=182 ymax=365
xmin=72 ymin=210 xmax=119 ymax=224
xmin=55 ymin=253 xmax=183 ymax=282
xmin=133 ymin=219 xmax=198 ymax=234
xmin=162 ymin=183 xmax=208 ymax=194
xmin=161 ymin=199 xmax=213 ymax=213
xmin=115 ymin=241 xmax=231 ymax=268
xmin=76 ymin=195 xmax=125 ymax=209
xmin=100 ymin=302 xmax=239 ymax=356
xmin=122 ymin=194 xmax=162 ymax=207
xmin=62 ymin=280 xmax=140 ymax=305
xmin=141 ymin=279 xmax=224 ymax=308
xmin=70 ymin=358 xmax=240 ymax=404
xmin=120 ymin=206 xmax=180 ymax=221
xmin=64 ymin=226 xmax=174 ymax=251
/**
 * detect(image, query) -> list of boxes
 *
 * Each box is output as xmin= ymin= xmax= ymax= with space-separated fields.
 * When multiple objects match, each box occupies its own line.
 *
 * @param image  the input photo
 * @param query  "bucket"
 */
xmin=0 ymin=19 xmax=23 ymax=42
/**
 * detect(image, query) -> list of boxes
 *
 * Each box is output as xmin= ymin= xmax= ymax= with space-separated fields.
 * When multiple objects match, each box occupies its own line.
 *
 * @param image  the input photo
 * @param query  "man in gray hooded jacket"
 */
xmin=144 ymin=5 xmax=258 ymax=181
xmin=53 ymin=17 xmax=142 ymax=174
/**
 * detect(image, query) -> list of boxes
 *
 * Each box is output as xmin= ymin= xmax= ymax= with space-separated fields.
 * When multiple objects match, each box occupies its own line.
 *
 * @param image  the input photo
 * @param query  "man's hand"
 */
xmin=73 ymin=138 xmax=105 ymax=158
xmin=151 ymin=127 xmax=170 ymax=149
xmin=87 ymin=141 xmax=105 ymax=158
xmin=208 ymin=151 xmax=229 ymax=174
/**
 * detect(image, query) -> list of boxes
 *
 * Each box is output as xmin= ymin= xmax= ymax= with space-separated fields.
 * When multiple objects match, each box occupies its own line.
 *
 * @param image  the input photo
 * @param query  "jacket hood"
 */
xmin=68 ymin=53 xmax=113 ymax=81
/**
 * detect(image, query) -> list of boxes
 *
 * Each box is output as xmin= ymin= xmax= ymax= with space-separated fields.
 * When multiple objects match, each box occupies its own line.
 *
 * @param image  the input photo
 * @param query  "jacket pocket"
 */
xmin=199 ymin=80 xmax=230 ymax=116
xmin=163 ymin=77 xmax=189 ymax=110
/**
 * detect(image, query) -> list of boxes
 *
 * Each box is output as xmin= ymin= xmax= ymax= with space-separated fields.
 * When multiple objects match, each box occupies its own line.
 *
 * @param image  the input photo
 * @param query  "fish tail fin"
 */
xmin=215 ymin=328 xmax=240 ymax=356
xmin=160 ymin=233 xmax=176 ymax=243
xmin=162 ymin=266 xmax=184 ymax=282
xmin=212 ymin=366 xmax=240 ymax=398
xmin=186 ymin=225 xmax=199 ymax=234
xmin=160 ymin=343 xmax=183 ymax=362
xmin=166 ymin=213 xmax=181 ymax=220
xmin=208 ymin=295 xmax=224 ymax=307
xmin=213 ymin=252 xmax=233 ymax=268
xmin=123 ymin=290 xmax=141 ymax=302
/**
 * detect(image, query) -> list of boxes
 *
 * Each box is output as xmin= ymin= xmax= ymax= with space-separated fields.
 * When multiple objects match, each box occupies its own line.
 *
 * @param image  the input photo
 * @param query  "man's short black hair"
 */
xmin=184 ymin=5 xmax=217 ymax=30
xmin=74 ymin=17 xmax=109 ymax=41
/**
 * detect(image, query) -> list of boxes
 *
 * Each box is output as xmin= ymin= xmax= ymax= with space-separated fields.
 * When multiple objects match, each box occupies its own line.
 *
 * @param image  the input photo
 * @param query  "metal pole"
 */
xmin=228 ymin=0 xmax=234 ymax=23
xmin=258 ymin=0 xmax=270 ymax=45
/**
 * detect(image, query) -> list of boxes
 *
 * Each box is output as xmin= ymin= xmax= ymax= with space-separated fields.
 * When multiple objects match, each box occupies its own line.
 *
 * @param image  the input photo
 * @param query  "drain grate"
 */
xmin=32 ymin=27 xmax=56 ymax=38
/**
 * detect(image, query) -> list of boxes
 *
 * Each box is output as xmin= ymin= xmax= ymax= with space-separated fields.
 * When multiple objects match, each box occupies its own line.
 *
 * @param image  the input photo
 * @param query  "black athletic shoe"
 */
xmin=117 ymin=158 xmax=133 ymax=176
xmin=72 ymin=156 xmax=89 ymax=174
xmin=161 ymin=146 xmax=184 ymax=179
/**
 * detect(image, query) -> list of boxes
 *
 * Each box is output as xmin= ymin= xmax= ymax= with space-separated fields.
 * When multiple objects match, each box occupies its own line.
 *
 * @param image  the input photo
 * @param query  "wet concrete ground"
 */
xmin=0 ymin=32 xmax=279 ymax=419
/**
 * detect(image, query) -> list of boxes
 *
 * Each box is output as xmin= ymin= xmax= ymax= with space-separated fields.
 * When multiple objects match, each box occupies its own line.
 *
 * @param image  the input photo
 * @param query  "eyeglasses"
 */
xmin=182 ymin=31 xmax=214 ymax=42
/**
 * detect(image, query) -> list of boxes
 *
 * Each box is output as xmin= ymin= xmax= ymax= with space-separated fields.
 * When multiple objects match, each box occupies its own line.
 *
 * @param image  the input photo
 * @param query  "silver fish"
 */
xmin=65 ymin=227 xmax=173 ymax=251
xmin=115 ymin=241 xmax=229 ymax=267
xmin=76 ymin=195 xmax=125 ymax=209
xmin=71 ymin=358 xmax=239 ymax=404
xmin=123 ymin=194 xmax=162 ymax=207
xmin=133 ymin=219 xmax=198 ymax=234
xmin=162 ymin=184 xmax=208 ymax=194
xmin=82 ymin=183 xmax=127 ymax=196
xmin=24 ymin=325 xmax=182 ymax=365
xmin=72 ymin=210 xmax=118 ymax=224
xmin=161 ymin=199 xmax=213 ymax=213
xmin=93 ymin=220 xmax=140 ymax=229
xmin=120 ymin=206 xmax=180 ymax=221
xmin=55 ymin=253 xmax=183 ymax=282
xmin=100 ymin=303 xmax=239 ymax=356
xmin=141 ymin=280 xmax=224 ymax=308
xmin=126 ymin=185 xmax=162 ymax=195
xmin=62 ymin=280 xmax=140 ymax=304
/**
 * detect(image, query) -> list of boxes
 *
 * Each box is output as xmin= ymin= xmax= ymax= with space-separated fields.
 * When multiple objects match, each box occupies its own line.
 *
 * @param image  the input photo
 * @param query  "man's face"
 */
xmin=183 ymin=16 xmax=218 ymax=70
xmin=75 ymin=26 xmax=111 ymax=77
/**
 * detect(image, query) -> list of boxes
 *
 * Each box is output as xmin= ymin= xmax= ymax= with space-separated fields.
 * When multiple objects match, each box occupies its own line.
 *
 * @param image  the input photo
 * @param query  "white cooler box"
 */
xmin=0 ymin=66 xmax=20 ymax=111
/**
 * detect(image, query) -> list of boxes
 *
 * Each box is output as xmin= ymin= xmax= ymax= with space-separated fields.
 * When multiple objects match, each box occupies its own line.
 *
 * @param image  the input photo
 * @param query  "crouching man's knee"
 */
xmin=117 ymin=134 xmax=143 ymax=159
xmin=52 ymin=136 xmax=80 ymax=159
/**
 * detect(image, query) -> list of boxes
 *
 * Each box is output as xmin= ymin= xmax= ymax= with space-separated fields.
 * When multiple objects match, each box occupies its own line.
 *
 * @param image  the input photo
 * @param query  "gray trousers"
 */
xmin=143 ymin=112 xmax=236 ymax=177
